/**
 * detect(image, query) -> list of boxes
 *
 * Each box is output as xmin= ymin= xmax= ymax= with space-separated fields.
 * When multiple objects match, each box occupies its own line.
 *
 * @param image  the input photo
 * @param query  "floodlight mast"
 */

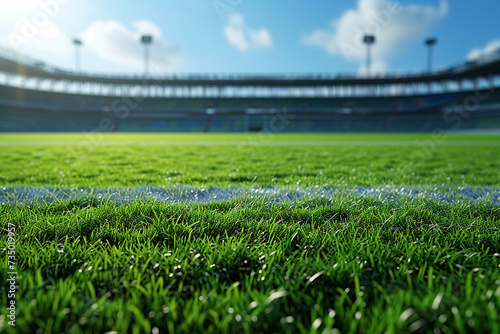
xmin=73 ymin=38 xmax=82 ymax=73
xmin=425 ymin=38 xmax=437 ymax=73
xmin=141 ymin=35 xmax=153 ymax=76
xmin=363 ymin=35 xmax=375 ymax=77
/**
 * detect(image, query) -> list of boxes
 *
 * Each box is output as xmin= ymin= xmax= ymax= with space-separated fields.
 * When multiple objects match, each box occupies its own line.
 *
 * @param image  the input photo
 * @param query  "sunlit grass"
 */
xmin=0 ymin=133 xmax=499 ymax=188
xmin=0 ymin=133 xmax=499 ymax=333
xmin=1 ymin=197 xmax=499 ymax=333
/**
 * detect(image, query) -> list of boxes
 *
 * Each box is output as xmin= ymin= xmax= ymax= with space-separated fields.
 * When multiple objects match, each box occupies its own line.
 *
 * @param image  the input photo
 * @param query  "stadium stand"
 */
xmin=0 ymin=47 xmax=499 ymax=132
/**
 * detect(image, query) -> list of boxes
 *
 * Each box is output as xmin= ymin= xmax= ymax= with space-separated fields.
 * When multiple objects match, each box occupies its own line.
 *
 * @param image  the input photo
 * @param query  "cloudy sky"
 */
xmin=0 ymin=0 xmax=499 ymax=75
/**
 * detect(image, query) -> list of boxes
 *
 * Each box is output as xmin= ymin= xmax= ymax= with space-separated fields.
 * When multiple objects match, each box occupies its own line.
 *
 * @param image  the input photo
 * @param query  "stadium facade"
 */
xmin=1 ymin=47 xmax=500 ymax=132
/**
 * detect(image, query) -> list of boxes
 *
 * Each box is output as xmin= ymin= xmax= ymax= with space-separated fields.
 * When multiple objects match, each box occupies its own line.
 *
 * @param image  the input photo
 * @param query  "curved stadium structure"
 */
xmin=1 ymin=47 xmax=500 ymax=132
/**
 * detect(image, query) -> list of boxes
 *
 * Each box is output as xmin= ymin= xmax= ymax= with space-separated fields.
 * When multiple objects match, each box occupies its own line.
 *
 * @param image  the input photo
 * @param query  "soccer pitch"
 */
xmin=1 ymin=133 xmax=499 ymax=333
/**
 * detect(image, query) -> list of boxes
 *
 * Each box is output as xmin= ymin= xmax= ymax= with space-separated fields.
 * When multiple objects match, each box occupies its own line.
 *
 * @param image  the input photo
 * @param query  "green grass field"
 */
xmin=1 ymin=133 xmax=499 ymax=333
xmin=1 ymin=133 xmax=500 ymax=187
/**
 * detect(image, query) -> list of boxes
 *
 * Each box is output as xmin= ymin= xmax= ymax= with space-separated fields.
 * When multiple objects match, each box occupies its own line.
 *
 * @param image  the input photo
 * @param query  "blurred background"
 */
xmin=0 ymin=0 xmax=500 ymax=132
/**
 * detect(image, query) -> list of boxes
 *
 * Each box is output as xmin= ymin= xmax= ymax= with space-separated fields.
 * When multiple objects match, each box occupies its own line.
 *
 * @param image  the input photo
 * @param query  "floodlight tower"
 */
xmin=73 ymin=38 xmax=82 ymax=73
xmin=141 ymin=35 xmax=153 ymax=76
xmin=425 ymin=38 xmax=437 ymax=73
xmin=363 ymin=35 xmax=376 ymax=76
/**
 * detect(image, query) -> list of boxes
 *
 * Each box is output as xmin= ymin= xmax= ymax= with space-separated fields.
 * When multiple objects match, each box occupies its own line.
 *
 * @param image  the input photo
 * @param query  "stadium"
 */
xmin=1 ymin=1 xmax=500 ymax=333
xmin=1 ymin=46 xmax=500 ymax=133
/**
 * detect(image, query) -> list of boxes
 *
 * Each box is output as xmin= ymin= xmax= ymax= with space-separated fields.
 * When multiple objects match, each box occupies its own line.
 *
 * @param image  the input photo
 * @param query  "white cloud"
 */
xmin=0 ymin=0 xmax=72 ymax=56
xmin=224 ymin=13 xmax=272 ymax=52
xmin=302 ymin=0 xmax=448 ymax=71
xmin=467 ymin=39 xmax=500 ymax=61
xmin=25 ymin=21 xmax=71 ymax=56
xmin=80 ymin=20 xmax=182 ymax=72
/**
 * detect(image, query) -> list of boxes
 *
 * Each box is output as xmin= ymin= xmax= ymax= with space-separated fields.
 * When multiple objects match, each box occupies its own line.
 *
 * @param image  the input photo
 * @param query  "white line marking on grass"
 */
xmin=1 ymin=185 xmax=499 ymax=206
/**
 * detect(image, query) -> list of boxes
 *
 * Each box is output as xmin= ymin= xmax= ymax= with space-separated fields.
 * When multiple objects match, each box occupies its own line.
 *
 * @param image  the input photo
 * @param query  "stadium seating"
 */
xmin=1 ymin=83 xmax=500 ymax=132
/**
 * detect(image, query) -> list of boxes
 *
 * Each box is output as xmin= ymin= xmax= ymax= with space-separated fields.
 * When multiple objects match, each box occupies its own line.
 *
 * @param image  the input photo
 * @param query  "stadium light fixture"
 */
xmin=425 ymin=38 xmax=437 ymax=73
xmin=141 ymin=35 xmax=153 ymax=76
xmin=73 ymin=38 xmax=82 ymax=73
xmin=363 ymin=35 xmax=376 ymax=76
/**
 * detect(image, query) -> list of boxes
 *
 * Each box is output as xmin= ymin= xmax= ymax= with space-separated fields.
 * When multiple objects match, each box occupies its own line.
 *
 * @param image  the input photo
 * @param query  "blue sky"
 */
xmin=1 ymin=0 xmax=499 ymax=75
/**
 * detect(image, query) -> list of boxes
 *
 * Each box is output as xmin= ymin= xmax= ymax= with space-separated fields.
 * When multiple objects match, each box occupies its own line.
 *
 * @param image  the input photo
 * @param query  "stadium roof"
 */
xmin=1 ymin=47 xmax=500 ymax=87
